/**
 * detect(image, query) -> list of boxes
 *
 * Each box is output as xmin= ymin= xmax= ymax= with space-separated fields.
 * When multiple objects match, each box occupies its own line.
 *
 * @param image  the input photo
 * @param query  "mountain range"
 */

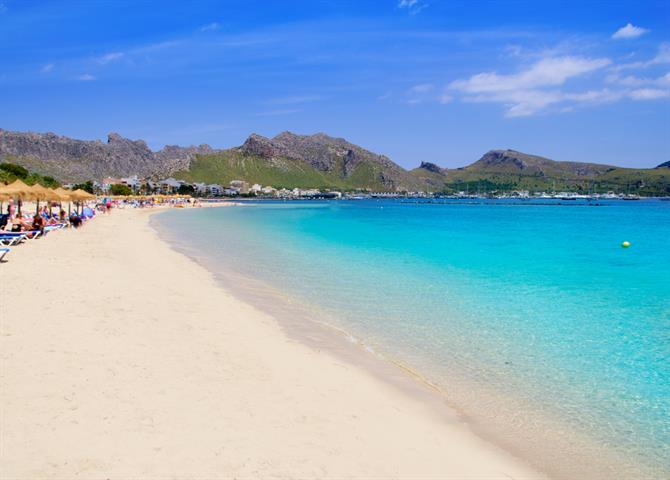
xmin=1 ymin=128 xmax=668 ymax=195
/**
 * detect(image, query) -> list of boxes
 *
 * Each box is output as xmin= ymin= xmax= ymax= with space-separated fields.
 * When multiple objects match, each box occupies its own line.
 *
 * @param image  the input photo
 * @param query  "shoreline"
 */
xmin=2 ymin=206 xmax=546 ymax=478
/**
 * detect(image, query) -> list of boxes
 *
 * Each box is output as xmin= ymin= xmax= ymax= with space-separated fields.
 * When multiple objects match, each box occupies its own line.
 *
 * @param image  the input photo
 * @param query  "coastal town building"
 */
xmin=159 ymin=178 xmax=183 ymax=194
xmin=229 ymin=180 xmax=249 ymax=194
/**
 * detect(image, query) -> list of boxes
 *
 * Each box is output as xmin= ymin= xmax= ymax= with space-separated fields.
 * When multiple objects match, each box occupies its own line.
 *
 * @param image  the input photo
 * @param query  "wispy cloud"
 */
xmin=97 ymin=52 xmax=124 ymax=64
xmin=612 ymin=23 xmax=649 ymax=40
xmin=446 ymin=46 xmax=670 ymax=117
xmin=607 ymin=71 xmax=670 ymax=87
xmin=450 ymin=56 xmax=611 ymax=93
xmin=0 ymin=3 xmax=7 ymax=14
xmin=75 ymin=73 xmax=96 ymax=81
xmin=408 ymin=83 xmax=434 ymax=94
xmin=615 ymin=42 xmax=670 ymax=71
xmin=41 ymin=63 xmax=54 ymax=74
xmin=398 ymin=0 xmax=428 ymax=15
xmin=200 ymin=22 xmax=220 ymax=32
xmin=449 ymin=55 xmax=612 ymax=116
xmin=628 ymin=88 xmax=670 ymax=100
xmin=405 ymin=83 xmax=436 ymax=104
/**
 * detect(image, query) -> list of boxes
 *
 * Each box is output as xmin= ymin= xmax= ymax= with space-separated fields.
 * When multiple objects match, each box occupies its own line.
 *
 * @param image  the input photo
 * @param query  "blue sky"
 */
xmin=1 ymin=0 xmax=668 ymax=169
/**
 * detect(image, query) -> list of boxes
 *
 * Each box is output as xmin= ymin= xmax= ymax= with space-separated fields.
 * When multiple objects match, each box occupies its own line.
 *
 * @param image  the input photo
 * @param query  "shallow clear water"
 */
xmin=155 ymin=199 xmax=670 ymax=479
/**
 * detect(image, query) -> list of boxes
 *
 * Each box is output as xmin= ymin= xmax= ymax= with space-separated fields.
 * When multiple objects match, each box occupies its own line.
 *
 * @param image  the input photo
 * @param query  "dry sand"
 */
xmin=0 ymin=206 xmax=546 ymax=479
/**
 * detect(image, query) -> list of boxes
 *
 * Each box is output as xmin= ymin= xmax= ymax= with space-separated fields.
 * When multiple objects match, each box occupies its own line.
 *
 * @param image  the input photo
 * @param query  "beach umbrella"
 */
xmin=53 ymin=187 xmax=73 ymax=216
xmin=69 ymin=189 xmax=95 ymax=214
xmin=1 ymin=179 xmax=37 ymax=198
xmin=53 ymin=187 xmax=72 ymax=201
xmin=1 ymin=179 xmax=37 ymax=213
xmin=29 ymin=183 xmax=60 ymax=212
xmin=29 ymin=183 xmax=60 ymax=201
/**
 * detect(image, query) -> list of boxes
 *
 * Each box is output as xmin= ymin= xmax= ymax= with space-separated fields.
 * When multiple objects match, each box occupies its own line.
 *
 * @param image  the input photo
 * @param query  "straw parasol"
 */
xmin=53 ymin=187 xmax=72 ymax=201
xmin=53 ymin=187 xmax=74 ymax=215
xmin=30 ymin=184 xmax=61 ymax=213
xmin=69 ymin=189 xmax=95 ymax=201
xmin=69 ymin=189 xmax=95 ymax=214
xmin=1 ymin=179 xmax=37 ymax=200
xmin=30 ymin=184 xmax=60 ymax=201
xmin=0 ymin=179 xmax=38 ymax=213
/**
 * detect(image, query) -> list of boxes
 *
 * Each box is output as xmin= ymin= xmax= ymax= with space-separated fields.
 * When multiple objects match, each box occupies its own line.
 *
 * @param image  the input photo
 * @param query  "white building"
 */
xmin=159 ymin=178 xmax=183 ymax=193
xmin=229 ymin=180 xmax=249 ymax=194
xmin=207 ymin=184 xmax=224 ymax=196
xmin=193 ymin=182 xmax=207 ymax=194
xmin=121 ymin=175 xmax=141 ymax=191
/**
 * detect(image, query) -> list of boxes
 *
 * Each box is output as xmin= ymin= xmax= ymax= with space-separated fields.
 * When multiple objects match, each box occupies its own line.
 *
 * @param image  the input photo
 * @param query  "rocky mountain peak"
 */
xmin=0 ymin=129 xmax=220 ymax=182
xmin=240 ymin=133 xmax=293 ymax=159
xmin=478 ymin=150 xmax=528 ymax=170
xmin=107 ymin=132 xmax=124 ymax=143
xmin=418 ymin=162 xmax=446 ymax=174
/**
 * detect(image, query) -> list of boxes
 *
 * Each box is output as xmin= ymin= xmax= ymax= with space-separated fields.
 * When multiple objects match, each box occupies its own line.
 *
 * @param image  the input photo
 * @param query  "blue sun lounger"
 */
xmin=0 ymin=247 xmax=9 ymax=262
xmin=0 ymin=230 xmax=42 ymax=242
xmin=0 ymin=233 xmax=27 ymax=246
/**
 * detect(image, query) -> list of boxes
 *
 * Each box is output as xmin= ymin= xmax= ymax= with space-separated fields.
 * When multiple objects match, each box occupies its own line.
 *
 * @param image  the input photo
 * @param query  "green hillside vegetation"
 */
xmin=435 ymin=169 xmax=670 ymax=195
xmin=175 ymin=150 xmax=415 ymax=191
xmin=410 ymin=150 xmax=670 ymax=195
xmin=0 ymin=162 xmax=60 ymax=188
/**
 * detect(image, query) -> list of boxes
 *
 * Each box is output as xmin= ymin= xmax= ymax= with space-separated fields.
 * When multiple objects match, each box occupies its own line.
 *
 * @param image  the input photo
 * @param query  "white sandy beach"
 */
xmin=0 ymin=206 xmax=546 ymax=479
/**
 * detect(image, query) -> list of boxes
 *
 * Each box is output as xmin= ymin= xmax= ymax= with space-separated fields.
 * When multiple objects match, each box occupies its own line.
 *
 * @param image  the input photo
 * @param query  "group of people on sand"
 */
xmin=1 ymin=201 xmax=88 ymax=234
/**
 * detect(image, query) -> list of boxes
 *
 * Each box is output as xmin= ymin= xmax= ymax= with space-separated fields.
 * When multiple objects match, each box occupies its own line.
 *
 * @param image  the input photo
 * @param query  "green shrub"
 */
xmin=109 ymin=183 xmax=133 ymax=196
xmin=0 ymin=163 xmax=29 ymax=179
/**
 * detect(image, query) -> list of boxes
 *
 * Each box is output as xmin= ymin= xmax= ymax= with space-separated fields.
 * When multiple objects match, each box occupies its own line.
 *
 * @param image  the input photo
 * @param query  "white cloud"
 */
xmin=448 ymin=55 xmax=620 ymax=116
xmin=629 ymin=88 xmax=670 ymax=100
xmin=398 ymin=0 xmax=428 ymax=15
xmin=98 ymin=52 xmax=124 ymax=64
xmin=41 ymin=63 xmax=54 ymax=74
xmin=563 ymin=89 xmax=624 ymax=104
xmin=612 ymin=23 xmax=649 ymax=40
xmin=438 ymin=93 xmax=453 ymax=104
xmin=76 ymin=74 xmax=96 ymax=81
xmin=408 ymin=83 xmax=434 ymax=93
xmin=614 ymin=43 xmax=670 ymax=72
xmin=405 ymin=83 xmax=439 ymax=105
xmin=0 ymin=3 xmax=6 ymax=14
xmin=200 ymin=22 xmax=220 ymax=32
xmin=450 ymin=56 xmax=611 ymax=94
xmin=607 ymin=71 xmax=670 ymax=87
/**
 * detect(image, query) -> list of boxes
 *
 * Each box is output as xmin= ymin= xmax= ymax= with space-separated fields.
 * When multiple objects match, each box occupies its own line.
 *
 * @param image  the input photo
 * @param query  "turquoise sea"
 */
xmin=154 ymin=199 xmax=670 ymax=479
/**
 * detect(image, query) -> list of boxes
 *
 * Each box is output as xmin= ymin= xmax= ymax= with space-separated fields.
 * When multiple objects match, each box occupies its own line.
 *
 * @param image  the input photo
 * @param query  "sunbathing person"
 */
xmin=69 ymin=213 xmax=82 ymax=228
xmin=32 ymin=212 xmax=46 ymax=233
xmin=10 ymin=213 xmax=28 ymax=232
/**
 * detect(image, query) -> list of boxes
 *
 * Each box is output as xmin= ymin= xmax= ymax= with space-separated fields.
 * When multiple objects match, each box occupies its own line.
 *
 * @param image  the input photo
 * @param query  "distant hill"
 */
xmin=410 ymin=149 xmax=670 ymax=195
xmin=0 ymin=129 xmax=216 ymax=182
xmin=176 ymin=132 xmax=426 ymax=191
xmin=1 ymin=128 xmax=668 ymax=194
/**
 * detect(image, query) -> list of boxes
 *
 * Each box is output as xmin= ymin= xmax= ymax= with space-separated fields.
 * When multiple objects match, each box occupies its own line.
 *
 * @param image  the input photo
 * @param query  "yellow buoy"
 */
xmin=622 ymin=241 xmax=631 ymax=248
